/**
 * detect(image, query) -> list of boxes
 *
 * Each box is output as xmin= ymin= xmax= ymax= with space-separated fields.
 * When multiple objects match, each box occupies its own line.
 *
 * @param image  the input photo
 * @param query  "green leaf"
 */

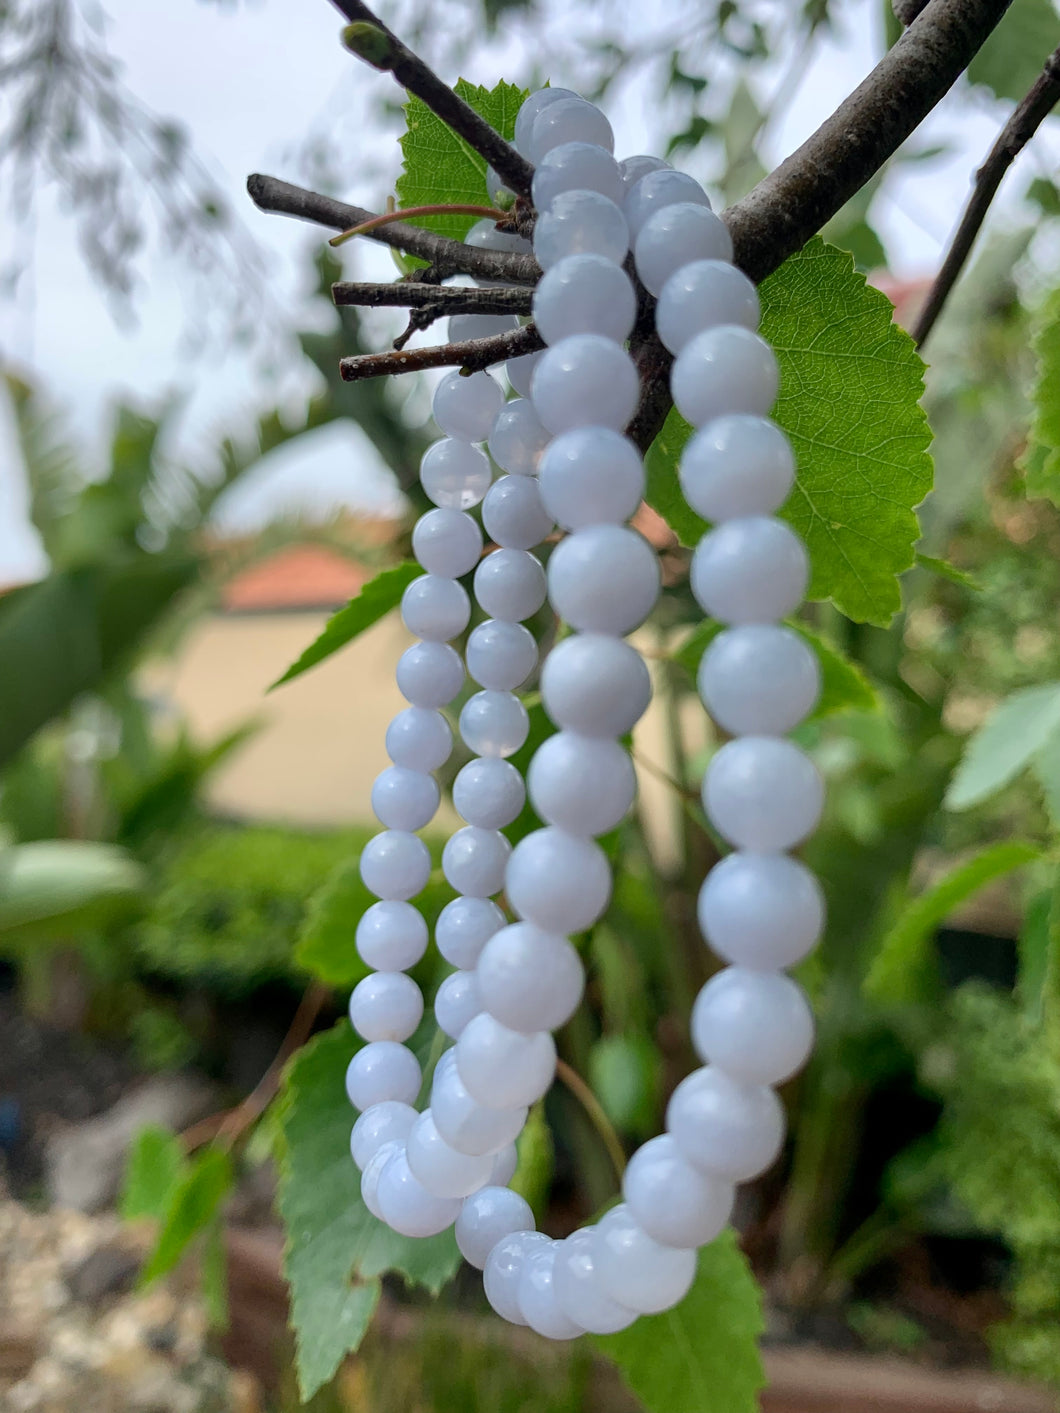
xmin=865 ymin=841 xmax=1040 ymax=1005
xmin=914 ymin=552 xmax=981 ymax=591
xmin=945 ymin=682 xmax=1060 ymax=811
xmin=121 ymin=1125 xmax=186 ymax=1222
xmin=277 ymin=1024 xmax=460 ymax=1401
xmin=587 ymin=1033 xmax=662 ymax=1138
xmin=201 ymin=1217 xmax=229 ymax=1330
xmin=968 ymin=0 xmax=1059 ymax=103
xmin=0 ymin=840 xmax=145 ymax=946
xmin=270 ymin=562 xmax=420 ymax=690
xmin=140 ymin=1146 xmax=234 ymax=1286
xmin=1017 ymin=887 xmax=1053 ymax=1020
xmin=395 ymin=79 xmax=528 ymax=245
xmin=672 ymin=620 xmax=879 ymax=719
xmin=645 ymin=239 xmax=933 ymax=626
xmin=509 ymin=1101 xmax=554 ymax=1219
xmin=594 ymin=1230 xmax=765 ymax=1413
xmin=1021 ymin=284 xmax=1060 ymax=507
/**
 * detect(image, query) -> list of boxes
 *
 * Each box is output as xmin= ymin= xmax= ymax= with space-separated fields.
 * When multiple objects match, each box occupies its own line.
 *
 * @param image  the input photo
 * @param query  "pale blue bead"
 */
xmin=679 ymin=415 xmax=794 ymax=521
xmin=548 ymin=524 xmax=660 ymax=635
xmin=698 ymin=624 xmax=820 ymax=735
xmin=400 ymin=573 xmax=471 ymax=642
xmin=473 ymin=548 xmax=547 ymax=622
xmin=456 ymin=1187 xmax=535 ymax=1269
xmin=452 ymin=756 xmax=526 ymax=828
xmin=385 ymin=707 xmax=452 ymax=772
xmin=553 ymin=1229 xmax=637 ymax=1334
xmin=459 ymin=689 xmax=530 ymax=758
xmin=691 ymin=967 xmax=815 ymax=1084
xmin=412 ymin=507 xmax=483 ymax=578
xmin=448 ymin=312 xmax=520 ymax=343
xmin=435 ymin=969 xmax=484 ymax=1040
xmin=432 ymin=1049 xmax=528 ymax=1155
xmin=518 ymin=1245 xmax=585 ymax=1339
xmin=666 ymin=1066 xmax=785 ymax=1181
xmin=618 ymin=154 xmax=670 ymax=194
xmin=506 ymin=349 xmax=543 ymax=397
xmin=420 ymin=437 xmax=492 ymax=509
xmin=698 ymin=852 xmax=825 ymax=971
xmin=514 ymin=87 xmax=578 ymax=155
xmin=624 ymin=168 xmax=710 ymax=239
xmin=348 ymin=971 xmax=424 ymax=1043
xmin=539 ymin=634 xmax=652 ymax=737
xmin=657 ymin=260 xmax=759 ymax=354
xmin=532 ymin=253 xmax=636 ymax=345
xmin=442 ymin=825 xmax=511 ymax=898
xmin=465 ymin=217 xmax=532 ymax=256
xmin=359 ymin=830 xmax=432 ymax=901
xmin=376 ymin=1148 xmax=461 ymax=1237
xmin=484 ymin=1231 xmax=549 ymax=1324
xmin=456 ymin=1012 xmax=557 ymax=1110
xmin=527 ymin=732 xmax=636 ymax=836
xmin=371 ymin=765 xmax=440 ymax=831
xmin=592 ymin=1205 xmax=697 ymax=1314
xmin=622 ymin=1134 xmax=733 ymax=1249
xmin=433 ymin=370 xmax=505 ymax=442
xmin=350 ymin=1100 xmax=417 ymax=1171
xmin=482 ymin=475 xmax=554 ymax=551
xmin=345 ymin=1040 xmax=422 ymax=1110
xmin=537 ymin=426 xmax=644 ymax=530
xmin=531 ymin=334 xmax=639 ymax=435
xmin=356 ymin=900 xmax=428 ymax=972
xmin=532 ymin=141 xmax=623 ymax=209
xmin=671 ymin=325 xmax=779 ymax=427
xmin=435 ymin=895 xmax=506 ymax=969
xmin=506 ymin=827 xmax=611 ymax=934
xmin=533 ymin=190 xmax=629 ymax=271
xmin=396 ymin=641 xmax=464 ymax=708
xmin=634 ymin=202 xmax=733 ymax=296
xmin=465 ymin=620 xmax=538 ymax=692
xmin=530 ymin=97 xmax=614 ymax=163
xmin=703 ymin=736 xmax=824 ymax=850
xmin=406 ymin=1110 xmax=494 ymax=1198
xmin=690 ymin=516 xmax=808 ymax=625
xmin=477 ymin=921 xmax=585 ymax=1032
xmin=487 ymin=398 xmax=550 ymax=476
xmin=485 ymin=166 xmax=511 ymax=206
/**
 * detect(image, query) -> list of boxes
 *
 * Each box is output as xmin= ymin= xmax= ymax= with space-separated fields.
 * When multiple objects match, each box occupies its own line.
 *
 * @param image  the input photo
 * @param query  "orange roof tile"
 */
xmin=221 ymin=544 xmax=372 ymax=613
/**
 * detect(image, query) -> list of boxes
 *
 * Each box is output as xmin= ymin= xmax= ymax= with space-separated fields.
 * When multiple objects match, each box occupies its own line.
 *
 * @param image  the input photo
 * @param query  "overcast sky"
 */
xmin=0 ymin=0 xmax=1045 ymax=583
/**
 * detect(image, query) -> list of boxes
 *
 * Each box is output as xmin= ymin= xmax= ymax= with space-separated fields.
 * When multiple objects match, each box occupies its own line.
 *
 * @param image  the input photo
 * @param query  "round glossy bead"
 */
xmin=412 ymin=508 xmax=483 ymax=579
xmin=506 ymin=827 xmax=611 ymax=933
xmin=401 ymin=574 xmax=471 ymax=642
xmin=548 ymin=524 xmax=660 ymax=635
xmin=474 ymin=548 xmax=547 ymax=621
xmin=506 ymin=349 xmax=543 ymax=398
xmin=530 ymin=97 xmax=614 ymax=162
xmin=484 ymin=1231 xmax=549 ymax=1324
xmin=435 ymin=896 xmax=506 ymax=969
xmin=704 ymin=736 xmax=823 ymax=851
xmin=433 ymin=370 xmax=505 ymax=442
xmin=540 ymin=634 xmax=652 ymax=736
xmin=532 ymin=253 xmax=636 ymax=345
xmin=406 ymin=1111 xmax=494 ymax=1198
xmin=690 ymin=517 xmax=809 ymax=625
xmin=477 ymin=922 xmax=585 ymax=1032
xmin=456 ymin=1014 xmax=557 ymax=1109
xmin=420 ymin=438 xmax=492 ymax=509
xmin=553 ymin=1229 xmax=637 ymax=1334
xmin=519 ymin=1245 xmax=584 ymax=1340
xmin=386 ymin=707 xmax=452 ymax=771
xmin=537 ymin=426 xmax=644 ymax=530
xmin=622 ymin=1135 xmax=734 ymax=1249
xmin=593 ymin=1205 xmax=697 ymax=1315
xmin=671 ymin=326 xmax=779 ymax=427
xmin=431 ymin=1051 xmax=527 ymax=1155
xmin=667 ymin=1066 xmax=785 ymax=1181
xmin=442 ymin=826 xmax=511 ymax=898
xmin=680 ymin=415 xmax=794 ymax=521
xmin=396 ymin=641 xmax=464 ymax=708
xmin=361 ymin=1139 xmax=402 ymax=1220
xmin=634 ymin=202 xmax=733 ymax=296
xmin=371 ymin=766 xmax=439 ymax=831
xmin=698 ymin=625 xmax=820 ymax=735
xmin=624 ymin=168 xmax=710 ymax=239
xmin=691 ymin=967 xmax=815 ymax=1084
xmin=377 ymin=1148 xmax=462 ymax=1237
xmin=448 ymin=312 xmax=519 ymax=343
xmin=532 ymin=334 xmax=638 ymax=435
xmin=488 ymin=398 xmax=551 ymax=476
xmin=533 ymin=191 xmax=629 ymax=272
xmin=528 ymin=732 xmax=636 ymax=835
xmin=533 ymin=141 xmax=623 ymax=209
xmin=345 ymin=1041 xmax=422 ymax=1110
xmin=456 ymin=1187 xmax=535 ymax=1269
xmin=356 ymin=900 xmax=429 ymax=972
xmin=350 ymin=1101 xmax=417 ymax=1171
xmin=452 ymin=756 xmax=526 ymax=829
xmin=657 ymin=260 xmax=760 ymax=354
xmin=359 ymin=830 xmax=431 ymax=901
xmin=482 ymin=475 xmax=554 ymax=551
xmin=435 ymin=970 xmax=484 ymax=1040
xmin=699 ymin=852 xmax=825 ymax=970
xmin=514 ymin=87 xmax=578 ymax=155
xmin=459 ymin=690 xmax=530 ymax=758
xmin=489 ymin=1143 xmax=518 ymax=1187
xmin=465 ymin=217 xmax=532 ymax=256
xmin=348 ymin=972 xmax=424 ymax=1043
xmin=466 ymin=620 xmax=537 ymax=692
xmin=618 ymin=153 xmax=669 ymax=193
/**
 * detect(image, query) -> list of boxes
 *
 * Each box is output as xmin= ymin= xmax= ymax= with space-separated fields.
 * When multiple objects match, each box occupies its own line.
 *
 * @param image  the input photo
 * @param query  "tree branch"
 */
xmin=246 ymin=173 xmax=540 ymax=284
xmin=725 ymin=0 xmax=1015 ymax=283
xmin=331 ymin=280 xmax=533 ymax=315
xmin=330 ymin=0 xmax=533 ymax=197
xmin=912 ymin=44 xmax=1060 ymax=349
xmin=339 ymin=323 xmax=543 ymax=382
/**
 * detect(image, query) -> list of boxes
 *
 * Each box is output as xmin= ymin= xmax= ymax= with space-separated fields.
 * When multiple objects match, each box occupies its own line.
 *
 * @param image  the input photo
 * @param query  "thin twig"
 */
xmin=330 ymin=203 xmax=507 ymax=247
xmin=331 ymin=281 xmax=533 ymax=315
xmin=339 ymin=323 xmax=543 ymax=381
xmin=556 ymin=1058 xmax=626 ymax=1185
xmin=246 ymin=174 xmax=540 ymax=284
xmin=331 ymin=0 xmax=533 ymax=196
xmin=912 ymin=43 xmax=1060 ymax=348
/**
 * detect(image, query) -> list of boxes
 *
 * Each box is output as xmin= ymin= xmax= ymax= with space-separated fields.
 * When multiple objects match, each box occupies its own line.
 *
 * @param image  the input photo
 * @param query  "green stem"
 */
xmin=556 ymin=1058 xmax=626 ymax=1185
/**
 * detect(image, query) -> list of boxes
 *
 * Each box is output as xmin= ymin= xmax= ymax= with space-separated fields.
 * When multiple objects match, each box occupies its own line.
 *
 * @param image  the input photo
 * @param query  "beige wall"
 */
xmin=150 ymin=612 xmax=706 ymax=866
